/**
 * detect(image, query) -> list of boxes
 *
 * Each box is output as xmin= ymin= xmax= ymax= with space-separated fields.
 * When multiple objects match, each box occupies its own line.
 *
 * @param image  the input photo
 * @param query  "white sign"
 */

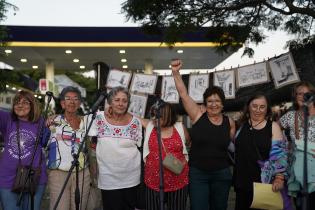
xmin=39 ymin=79 xmax=48 ymax=93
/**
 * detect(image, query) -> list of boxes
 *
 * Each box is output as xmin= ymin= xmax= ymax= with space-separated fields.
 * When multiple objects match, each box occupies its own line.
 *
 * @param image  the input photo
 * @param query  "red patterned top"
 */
xmin=144 ymin=127 xmax=189 ymax=192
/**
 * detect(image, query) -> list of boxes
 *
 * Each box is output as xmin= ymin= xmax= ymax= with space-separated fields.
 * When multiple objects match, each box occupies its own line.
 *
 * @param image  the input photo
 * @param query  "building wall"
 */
xmin=0 ymin=91 xmax=15 ymax=111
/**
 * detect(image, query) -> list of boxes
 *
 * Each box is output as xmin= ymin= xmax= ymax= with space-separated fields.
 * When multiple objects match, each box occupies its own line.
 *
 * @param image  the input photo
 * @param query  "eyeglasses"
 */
xmin=251 ymin=104 xmax=266 ymax=111
xmin=64 ymin=96 xmax=80 ymax=102
xmin=207 ymin=100 xmax=221 ymax=104
xmin=14 ymin=100 xmax=31 ymax=106
xmin=296 ymin=92 xmax=309 ymax=97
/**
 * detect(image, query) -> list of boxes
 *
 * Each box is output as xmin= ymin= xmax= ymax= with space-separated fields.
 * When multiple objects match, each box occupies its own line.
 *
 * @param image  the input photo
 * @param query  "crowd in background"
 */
xmin=0 ymin=59 xmax=314 ymax=210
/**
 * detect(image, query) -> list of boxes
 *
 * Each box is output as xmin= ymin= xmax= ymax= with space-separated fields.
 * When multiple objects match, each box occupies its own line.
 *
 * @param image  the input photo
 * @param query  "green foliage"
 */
xmin=0 ymin=1 xmax=18 ymax=46
xmin=20 ymin=69 xmax=45 ymax=81
xmin=19 ymin=69 xmax=97 ymax=106
xmin=122 ymin=0 xmax=315 ymax=56
xmin=0 ymin=69 xmax=21 ymax=92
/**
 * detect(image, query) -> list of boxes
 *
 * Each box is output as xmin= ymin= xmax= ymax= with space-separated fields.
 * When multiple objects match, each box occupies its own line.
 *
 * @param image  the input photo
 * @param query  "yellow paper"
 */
xmin=250 ymin=182 xmax=283 ymax=210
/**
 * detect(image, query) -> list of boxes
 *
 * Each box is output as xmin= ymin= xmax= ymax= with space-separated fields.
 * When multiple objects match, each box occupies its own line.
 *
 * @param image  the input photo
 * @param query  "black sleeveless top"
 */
xmin=234 ymin=120 xmax=272 ymax=190
xmin=189 ymin=113 xmax=231 ymax=171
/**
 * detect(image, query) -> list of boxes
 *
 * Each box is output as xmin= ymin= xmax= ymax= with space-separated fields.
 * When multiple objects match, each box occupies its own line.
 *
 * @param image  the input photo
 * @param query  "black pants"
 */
xmin=101 ymin=185 xmax=137 ymax=210
xmin=235 ymin=188 xmax=262 ymax=210
xmin=145 ymin=185 xmax=188 ymax=210
xmin=295 ymin=191 xmax=315 ymax=210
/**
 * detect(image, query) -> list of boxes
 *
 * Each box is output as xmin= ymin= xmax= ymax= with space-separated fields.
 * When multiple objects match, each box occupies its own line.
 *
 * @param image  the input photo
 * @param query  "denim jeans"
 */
xmin=189 ymin=166 xmax=232 ymax=210
xmin=0 ymin=184 xmax=46 ymax=210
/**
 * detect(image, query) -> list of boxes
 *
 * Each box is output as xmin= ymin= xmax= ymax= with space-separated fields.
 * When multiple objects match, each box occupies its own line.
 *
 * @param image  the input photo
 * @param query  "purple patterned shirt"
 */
xmin=0 ymin=110 xmax=49 ymax=188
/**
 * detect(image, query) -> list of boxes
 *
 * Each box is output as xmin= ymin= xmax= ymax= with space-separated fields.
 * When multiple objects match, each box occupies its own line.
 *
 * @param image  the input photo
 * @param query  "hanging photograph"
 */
xmin=161 ymin=76 xmax=179 ymax=103
xmin=237 ymin=62 xmax=269 ymax=88
xmin=128 ymin=93 xmax=148 ymax=118
xmin=269 ymin=52 xmax=300 ymax=88
xmin=130 ymin=73 xmax=158 ymax=94
xmin=188 ymin=74 xmax=209 ymax=103
xmin=213 ymin=70 xmax=235 ymax=99
xmin=106 ymin=69 xmax=131 ymax=88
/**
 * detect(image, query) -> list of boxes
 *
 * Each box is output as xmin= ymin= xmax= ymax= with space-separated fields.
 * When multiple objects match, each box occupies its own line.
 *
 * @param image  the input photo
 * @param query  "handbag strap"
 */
xmin=160 ymin=131 xmax=169 ymax=154
xmin=161 ymin=139 xmax=168 ymax=153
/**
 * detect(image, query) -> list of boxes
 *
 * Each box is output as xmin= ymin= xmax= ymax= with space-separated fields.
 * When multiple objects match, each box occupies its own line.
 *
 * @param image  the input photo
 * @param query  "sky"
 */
xmin=3 ymin=0 xmax=295 ymax=71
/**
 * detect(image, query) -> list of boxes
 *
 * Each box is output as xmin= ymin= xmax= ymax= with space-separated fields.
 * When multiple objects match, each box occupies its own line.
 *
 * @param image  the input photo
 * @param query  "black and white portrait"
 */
xmin=188 ymin=74 xmax=209 ymax=103
xmin=269 ymin=53 xmax=300 ymax=88
xmin=128 ymin=94 xmax=148 ymax=118
xmin=213 ymin=70 xmax=235 ymax=99
xmin=237 ymin=62 xmax=269 ymax=88
xmin=106 ymin=69 xmax=131 ymax=88
xmin=161 ymin=76 xmax=179 ymax=103
xmin=130 ymin=73 xmax=158 ymax=94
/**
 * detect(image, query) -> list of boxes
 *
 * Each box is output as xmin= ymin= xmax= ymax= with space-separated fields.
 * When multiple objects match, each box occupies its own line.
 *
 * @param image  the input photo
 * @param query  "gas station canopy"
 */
xmin=2 ymin=26 xmax=234 ymax=71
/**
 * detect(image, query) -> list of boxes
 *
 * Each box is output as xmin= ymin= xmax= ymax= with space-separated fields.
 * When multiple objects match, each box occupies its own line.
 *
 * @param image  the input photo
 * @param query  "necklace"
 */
xmin=207 ymin=114 xmax=222 ymax=125
xmin=249 ymin=119 xmax=266 ymax=130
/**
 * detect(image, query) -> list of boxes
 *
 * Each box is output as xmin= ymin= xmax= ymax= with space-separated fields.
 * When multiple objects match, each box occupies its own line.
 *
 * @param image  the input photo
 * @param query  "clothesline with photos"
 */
xmin=105 ymin=52 xmax=300 ymax=118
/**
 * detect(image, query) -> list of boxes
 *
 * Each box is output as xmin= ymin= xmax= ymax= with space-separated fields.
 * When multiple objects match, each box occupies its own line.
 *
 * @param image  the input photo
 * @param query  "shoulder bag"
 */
xmin=12 ymin=121 xmax=42 ymax=195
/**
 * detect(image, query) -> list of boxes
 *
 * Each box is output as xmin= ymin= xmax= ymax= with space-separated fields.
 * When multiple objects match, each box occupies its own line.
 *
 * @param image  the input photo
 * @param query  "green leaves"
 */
xmin=122 ymin=0 xmax=315 ymax=56
xmin=0 ymin=69 xmax=21 ymax=92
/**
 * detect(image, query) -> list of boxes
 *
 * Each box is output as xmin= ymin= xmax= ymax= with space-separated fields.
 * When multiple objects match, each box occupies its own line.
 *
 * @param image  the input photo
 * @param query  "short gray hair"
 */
xmin=107 ymin=86 xmax=130 ymax=106
xmin=59 ymin=86 xmax=82 ymax=101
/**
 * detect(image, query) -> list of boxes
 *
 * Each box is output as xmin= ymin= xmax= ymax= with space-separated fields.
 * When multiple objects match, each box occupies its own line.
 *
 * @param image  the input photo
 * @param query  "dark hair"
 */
xmin=11 ymin=90 xmax=41 ymax=122
xmin=203 ymin=86 xmax=225 ymax=105
xmin=107 ymin=87 xmax=130 ymax=113
xmin=240 ymin=93 xmax=272 ymax=124
xmin=59 ymin=86 xmax=82 ymax=101
xmin=152 ymin=102 xmax=177 ymax=127
xmin=292 ymin=81 xmax=315 ymax=110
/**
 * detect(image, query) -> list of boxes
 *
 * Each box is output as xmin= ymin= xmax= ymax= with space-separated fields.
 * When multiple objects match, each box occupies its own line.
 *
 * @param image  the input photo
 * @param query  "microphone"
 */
xmin=45 ymin=91 xmax=58 ymax=101
xmin=90 ymin=91 xmax=107 ymax=114
xmin=303 ymin=92 xmax=315 ymax=105
xmin=151 ymin=98 xmax=166 ymax=110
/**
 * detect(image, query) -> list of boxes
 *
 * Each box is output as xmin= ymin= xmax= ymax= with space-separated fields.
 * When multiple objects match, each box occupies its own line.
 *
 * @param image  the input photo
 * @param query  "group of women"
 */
xmin=0 ymin=59 xmax=314 ymax=210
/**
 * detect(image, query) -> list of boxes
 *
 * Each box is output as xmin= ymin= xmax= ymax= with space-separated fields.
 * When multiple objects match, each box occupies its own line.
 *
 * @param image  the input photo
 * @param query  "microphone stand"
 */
xmin=302 ymin=105 xmax=309 ymax=210
xmin=53 ymin=101 xmax=102 ymax=210
xmin=17 ymin=93 xmax=53 ymax=210
xmin=155 ymin=106 xmax=165 ymax=210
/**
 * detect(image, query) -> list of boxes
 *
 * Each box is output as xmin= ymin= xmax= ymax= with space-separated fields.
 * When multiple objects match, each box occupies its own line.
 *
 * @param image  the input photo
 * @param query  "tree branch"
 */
xmin=263 ymin=2 xmax=292 ymax=15
xmin=283 ymin=0 xmax=315 ymax=18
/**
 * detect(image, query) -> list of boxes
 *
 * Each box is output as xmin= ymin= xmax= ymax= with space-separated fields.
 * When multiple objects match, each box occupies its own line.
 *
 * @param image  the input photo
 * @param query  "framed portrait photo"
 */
xmin=269 ymin=52 xmax=300 ymax=89
xmin=128 ymin=93 xmax=148 ymax=118
xmin=237 ymin=62 xmax=269 ymax=88
xmin=188 ymin=74 xmax=209 ymax=103
xmin=106 ymin=69 xmax=132 ymax=88
xmin=130 ymin=73 xmax=158 ymax=94
xmin=161 ymin=76 xmax=179 ymax=103
xmin=213 ymin=70 xmax=235 ymax=99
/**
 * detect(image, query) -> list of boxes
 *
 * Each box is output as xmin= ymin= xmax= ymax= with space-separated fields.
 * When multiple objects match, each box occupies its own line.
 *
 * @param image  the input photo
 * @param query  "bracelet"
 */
xmin=275 ymin=174 xmax=285 ymax=179
xmin=274 ymin=176 xmax=285 ymax=182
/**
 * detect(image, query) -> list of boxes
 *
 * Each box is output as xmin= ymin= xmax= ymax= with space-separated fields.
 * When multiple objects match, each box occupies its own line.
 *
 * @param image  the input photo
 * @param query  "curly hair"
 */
xmin=107 ymin=87 xmax=130 ymax=114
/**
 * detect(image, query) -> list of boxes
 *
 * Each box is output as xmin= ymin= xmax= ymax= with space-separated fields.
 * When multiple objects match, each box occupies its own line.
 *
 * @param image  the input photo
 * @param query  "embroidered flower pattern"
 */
xmin=95 ymin=115 xmax=141 ymax=141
